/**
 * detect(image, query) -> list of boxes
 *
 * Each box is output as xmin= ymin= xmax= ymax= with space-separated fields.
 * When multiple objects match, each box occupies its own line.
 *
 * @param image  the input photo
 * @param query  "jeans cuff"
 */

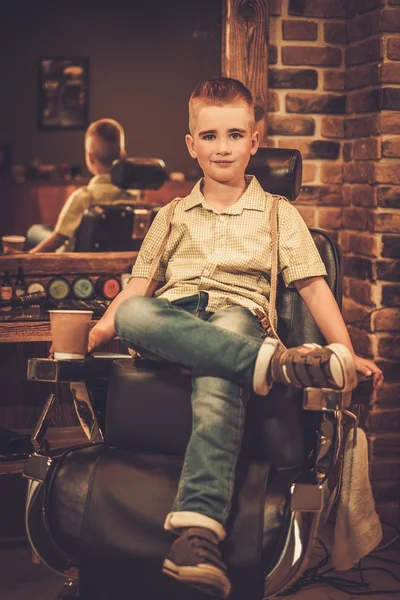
xmin=164 ymin=511 xmax=226 ymax=541
xmin=253 ymin=337 xmax=280 ymax=396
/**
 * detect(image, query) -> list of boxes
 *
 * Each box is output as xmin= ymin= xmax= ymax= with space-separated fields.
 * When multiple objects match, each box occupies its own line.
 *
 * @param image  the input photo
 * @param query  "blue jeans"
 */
xmin=114 ymin=293 xmax=267 ymax=526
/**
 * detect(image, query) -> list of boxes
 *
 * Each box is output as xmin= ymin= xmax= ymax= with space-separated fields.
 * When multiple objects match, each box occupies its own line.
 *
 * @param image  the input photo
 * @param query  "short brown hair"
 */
xmin=85 ymin=118 xmax=125 ymax=167
xmin=188 ymin=77 xmax=254 ymax=134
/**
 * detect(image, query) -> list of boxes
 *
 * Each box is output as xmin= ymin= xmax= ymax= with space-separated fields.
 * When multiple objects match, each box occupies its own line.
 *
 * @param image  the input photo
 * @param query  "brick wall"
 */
xmin=268 ymin=0 xmax=400 ymax=526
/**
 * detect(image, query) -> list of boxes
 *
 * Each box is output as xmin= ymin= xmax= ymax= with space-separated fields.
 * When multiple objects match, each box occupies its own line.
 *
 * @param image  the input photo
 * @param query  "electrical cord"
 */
xmin=281 ymin=521 xmax=400 ymax=596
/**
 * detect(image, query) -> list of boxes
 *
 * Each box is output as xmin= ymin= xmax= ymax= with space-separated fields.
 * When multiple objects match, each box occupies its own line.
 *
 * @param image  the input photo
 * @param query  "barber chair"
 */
xmin=74 ymin=158 xmax=168 ymax=252
xmin=23 ymin=149 xmax=372 ymax=600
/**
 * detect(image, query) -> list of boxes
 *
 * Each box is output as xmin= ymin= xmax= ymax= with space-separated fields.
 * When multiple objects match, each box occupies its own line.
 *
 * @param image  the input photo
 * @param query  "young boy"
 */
xmin=87 ymin=78 xmax=383 ymax=598
xmin=29 ymin=118 xmax=138 ymax=253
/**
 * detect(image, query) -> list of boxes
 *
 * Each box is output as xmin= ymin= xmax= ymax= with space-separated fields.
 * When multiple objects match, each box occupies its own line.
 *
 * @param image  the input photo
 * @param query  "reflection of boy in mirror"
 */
xmin=29 ymin=119 xmax=138 ymax=253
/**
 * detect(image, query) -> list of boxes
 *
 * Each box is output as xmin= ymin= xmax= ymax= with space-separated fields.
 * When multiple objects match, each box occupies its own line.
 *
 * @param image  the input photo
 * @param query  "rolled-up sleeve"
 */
xmin=131 ymin=205 xmax=169 ymax=281
xmin=278 ymin=200 xmax=327 ymax=286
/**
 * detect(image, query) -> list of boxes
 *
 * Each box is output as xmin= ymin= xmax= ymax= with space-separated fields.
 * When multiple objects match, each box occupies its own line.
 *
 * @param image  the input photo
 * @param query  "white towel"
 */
xmin=331 ymin=427 xmax=382 ymax=571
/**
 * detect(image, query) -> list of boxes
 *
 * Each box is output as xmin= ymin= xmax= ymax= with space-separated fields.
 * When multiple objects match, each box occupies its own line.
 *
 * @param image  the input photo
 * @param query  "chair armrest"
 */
xmin=27 ymin=353 xmax=131 ymax=383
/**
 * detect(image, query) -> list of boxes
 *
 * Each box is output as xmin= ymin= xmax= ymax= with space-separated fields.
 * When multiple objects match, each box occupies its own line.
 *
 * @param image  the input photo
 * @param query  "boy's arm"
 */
xmin=87 ymin=277 xmax=158 ymax=352
xmin=29 ymin=231 xmax=67 ymax=253
xmin=294 ymin=276 xmax=384 ymax=388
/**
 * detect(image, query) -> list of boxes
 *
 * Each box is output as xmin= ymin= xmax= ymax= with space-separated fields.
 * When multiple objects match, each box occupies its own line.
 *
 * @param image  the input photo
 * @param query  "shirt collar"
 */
xmin=88 ymin=174 xmax=112 ymax=187
xmin=183 ymin=175 xmax=266 ymax=214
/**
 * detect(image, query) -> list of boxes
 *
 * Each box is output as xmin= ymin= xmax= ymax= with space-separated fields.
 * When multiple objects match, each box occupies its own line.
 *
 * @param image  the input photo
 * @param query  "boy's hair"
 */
xmin=188 ymin=77 xmax=255 ymax=134
xmin=85 ymin=118 xmax=125 ymax=167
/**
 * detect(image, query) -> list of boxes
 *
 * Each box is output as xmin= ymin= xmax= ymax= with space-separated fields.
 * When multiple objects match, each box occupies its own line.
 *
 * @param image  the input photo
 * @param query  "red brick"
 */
xmin=387 ymin=36 xmax=400 ymax=60
xmin=375 ymin=164 xmax=400 ymax=185
xmin=371 ymin=480 xmax=400 ymax=501
xmin=288 ymin=0 xmax=346 ymax=18
xmin=267 ymin=115 xmax=315 ymax=136
xmin=345 ymin=37 xmax=383 ymax=67
xmin=375 ymin=502 xmax=400 ymax=527
xmin=342 ymin=207 xmax=370 ymax=229
xmin=348 ymin=0 xmax=385 ymax=19
xmin=345 ymin=256 xmax=374 ymax=279
xmin=348 ymin=325 xmax=374 ymax=356
xmin=320 ymin=164 xmax=343 ymax=184
xmin=298 ymin=185 xmax=343 ymax=205
xmin=287 ymin=93 xmax=345 ymax=114
xmin=321 ymin=116 xmax=345 ymax=138
xmin=343 ymin=142 xmax=353 ymax=162
xmin=295 ymin=205 xmax=316 ymax=227
xmin=270 ymin=0 xmax=282 ymax=16
xmin=379 ymin=112 xmax=400 ymax=134
xmin=269 ymin=68 xmax=318 ymax=89
xmin=345 ymin=184 xmax=377 ymax=207
xmin=369 ymin=457 xmax=400 ymax=480
xmin=347 ymin=89 xmax=380 ymax=114
xmin=343 ymin=298 xmax=373 ymax=329
xmin=340 ymin=230 xmax=379 ymax=257
xmin=382 ymin=137 xmax=400 ymax=158
xmin=376 ymin=360 xmax=400 ymax=383
xmin=380 ymin=8 xmax=400 ymax=32
xmin=382 ymin=235 xmax=400 ymax=259
xmin=381 ymin=87 xmax=400 ymax=111
xmin=318 ymin=207 xmax=342 ymax=229
xmin=353 ymin=138 xmax=381 ymax=160
xmin=378 ymin=335 xmax=400 ymax=359
xmin=343 ymin=162 xmax=375 ymax=184
xmin=269 ymin=45 xmax=278 ymax=65
xmin=371 ymin=212 xmax=400 ymax=233
xmin=282 ymin=20 xmax=318 ymax=41
xmin=346 ymin=115 xmax=380 ymax=138
xmin=267 ymin=91 xmax=279 ymax=112
xmin=378 ymin=186 xmax=400 ymax=208
xmin=282 ymin=46 xmax=342 ymax=67
xmin=347 ymin=10 xmax=381 ymax=42
xmin=382 ymin=283 xmax=400 ymax=306
xmin=324 ymin=22 xmax=346 ymax=44
xmin=302 ymin=163 xmax=317 ymax=183
xmin=373 ymin=308 xmax=400 ymax=332
xmin=345 ymin=63 xmax=380 ymax=90
xmin=375 ymin=382 xmax=400 ymax=406
xmin=380 ymin=63 xmax=400 ymax=84
xmin=376 ymin=259 xmax=400 ymax=282
xmin=344 ymin=277 xmax=376 ymax=306
xmin=369 ymin=410 xmax=400 ymax=434
xmin=369 ymin=433 xmax=400 ymax=457
xmin=324 ymin=70 xmax=345 ymax=91
xmin=278 ymin=138 xmax=340 ymax=159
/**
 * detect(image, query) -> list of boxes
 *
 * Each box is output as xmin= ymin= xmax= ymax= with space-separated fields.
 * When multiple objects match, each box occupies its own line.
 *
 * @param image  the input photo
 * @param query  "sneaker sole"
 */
xmin=325 ymin=343 xmax=357 ymax=392
xmin=162 ymin=558 xmax=231 ymax=598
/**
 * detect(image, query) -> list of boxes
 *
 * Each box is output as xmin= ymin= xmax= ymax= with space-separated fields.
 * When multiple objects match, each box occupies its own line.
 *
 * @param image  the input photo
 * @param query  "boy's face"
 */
xmin=186 ymin=102 xmax=259 ymax=185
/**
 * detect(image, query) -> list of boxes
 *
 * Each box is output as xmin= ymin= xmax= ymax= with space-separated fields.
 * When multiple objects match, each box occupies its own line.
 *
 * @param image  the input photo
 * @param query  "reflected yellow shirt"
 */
xmin=54 ymin=174 xmax=139 ymax=251
xmin=131 ymin=176 xmax=327 ymax=314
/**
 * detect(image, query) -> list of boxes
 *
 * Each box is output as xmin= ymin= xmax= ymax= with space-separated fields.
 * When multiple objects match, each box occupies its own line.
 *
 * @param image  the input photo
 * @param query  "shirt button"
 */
xmin=203 ymin=269 xmax=210 ymax=276
xmin=215 ymin=249 xmax=223 ymax=255
xmin=219 ymin=215 xmax=225 ymax=222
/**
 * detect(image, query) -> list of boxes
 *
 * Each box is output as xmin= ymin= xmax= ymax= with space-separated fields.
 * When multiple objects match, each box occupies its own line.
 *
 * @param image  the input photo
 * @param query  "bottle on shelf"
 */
xmin=14 ymin=266 xmax=27 ymax=298
xmin=0 ymin=270 xmax=13 ymax=311
xmin=0 ymin=291 xmax=47 ymax=309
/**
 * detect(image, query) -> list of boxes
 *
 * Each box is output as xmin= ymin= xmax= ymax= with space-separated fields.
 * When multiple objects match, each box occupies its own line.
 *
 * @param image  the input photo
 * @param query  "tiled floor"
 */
xmin=0 ymin=538 xmax=399 ymax=600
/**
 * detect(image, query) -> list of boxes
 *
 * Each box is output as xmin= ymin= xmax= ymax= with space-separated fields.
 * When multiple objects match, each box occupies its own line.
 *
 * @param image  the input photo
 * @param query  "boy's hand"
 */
xmin=87 ymin=326 xmax=114 ymax=354
xmin=354 ymin=355 xmax=384 ymax=389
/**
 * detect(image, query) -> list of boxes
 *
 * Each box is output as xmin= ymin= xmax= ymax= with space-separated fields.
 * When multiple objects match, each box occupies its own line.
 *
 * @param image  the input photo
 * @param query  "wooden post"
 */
xmin=221 ymin=0 xmax=269 ymax=144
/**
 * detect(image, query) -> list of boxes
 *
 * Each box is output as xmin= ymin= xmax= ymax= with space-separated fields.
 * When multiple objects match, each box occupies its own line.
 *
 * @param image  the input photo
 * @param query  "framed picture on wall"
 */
xmin=38 ymin=57 xmax=89 ymax=129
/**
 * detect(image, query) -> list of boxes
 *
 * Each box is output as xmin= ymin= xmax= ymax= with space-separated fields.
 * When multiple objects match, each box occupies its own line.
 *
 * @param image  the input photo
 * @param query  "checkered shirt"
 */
xmin=131 ymin=175 xmax=327 ymax=314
